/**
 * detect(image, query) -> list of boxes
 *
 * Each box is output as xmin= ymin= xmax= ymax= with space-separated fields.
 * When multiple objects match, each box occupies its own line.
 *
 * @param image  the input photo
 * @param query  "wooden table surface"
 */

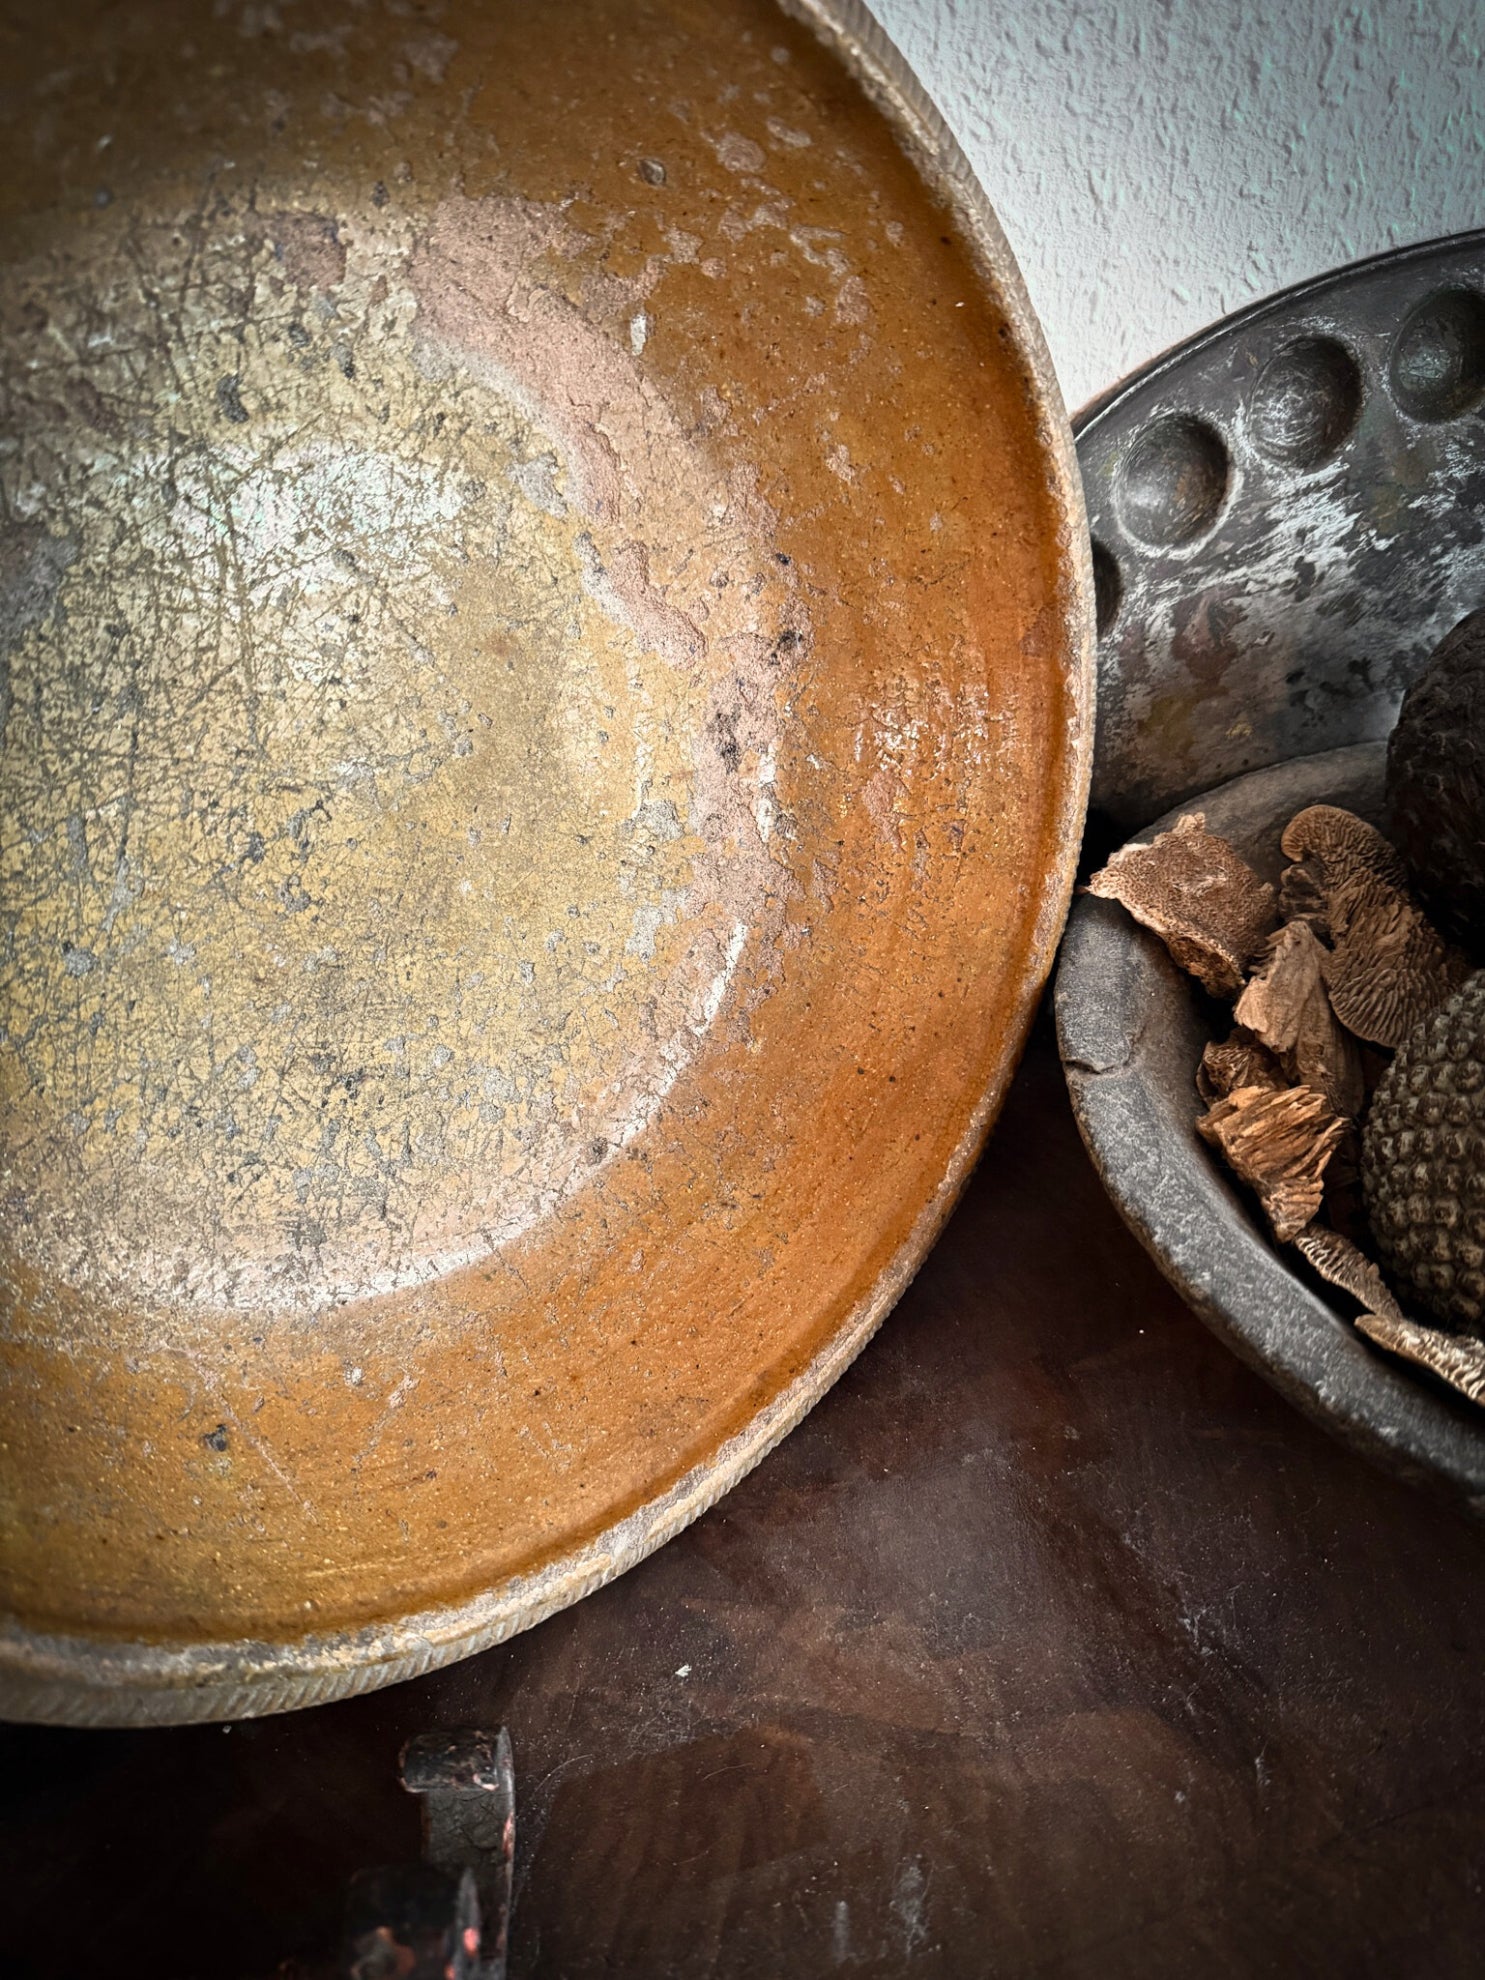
xmin=5 ymin=1015 xmax=1484 ymax=1979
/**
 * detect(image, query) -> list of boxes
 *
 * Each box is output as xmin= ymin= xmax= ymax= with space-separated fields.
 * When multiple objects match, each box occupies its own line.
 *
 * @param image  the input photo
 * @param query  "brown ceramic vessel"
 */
xmin=0 ymin=0 xmax=1092 ymax=1723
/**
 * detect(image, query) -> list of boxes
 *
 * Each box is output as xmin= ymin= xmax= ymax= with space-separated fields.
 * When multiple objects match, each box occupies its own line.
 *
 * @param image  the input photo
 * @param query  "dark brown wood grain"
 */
xmin=3 ymin=1017 xmax=1483 ymax=1979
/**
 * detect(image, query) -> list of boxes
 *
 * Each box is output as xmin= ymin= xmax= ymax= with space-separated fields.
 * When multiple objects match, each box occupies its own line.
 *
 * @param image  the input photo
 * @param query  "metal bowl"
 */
xmin=1057 ymin=743 xmax=1485 ymax=1512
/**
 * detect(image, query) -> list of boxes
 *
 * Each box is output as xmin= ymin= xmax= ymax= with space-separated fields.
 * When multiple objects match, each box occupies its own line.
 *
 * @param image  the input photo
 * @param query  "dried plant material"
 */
xmin=1235 ymin=920 xmax=1365 ymax=1117
xmin=1236 ymin=922 xmax=1324 ymax=1051
xmin=1325 ymin=883 xmax=1472 ymax=1048
xmin=1197 ymin=1081 xmax=1348 ymax=1242
xmin=1088 ymin=812 xmax=1276 ymax=998
xmin=1361 ymin=969 xmax=1485 ymax=1333
xmin=1355 ymin=1311 xmax=1485 ymax=1407
xmin=1299 ymin=1010 xmax=1367 ymax=1122
xmin=1387 ymin=608 xmax=1485 ymax=957
xmin=1293 ymin=1223 xmax=1407 ymax=1327
xmin=1197 ymin=1027 xmax=1287 ymax=1104
xmin=1279 ymin=857 xmax=1331 ymax=938
xmin=1358 ymin=1040 xmax=1394 ymax=1104
xmin=1280 ymin=804 xmax=1471 ymax=1048
xmin=1281 ymin=805 xmax=1411 ymax=905
xmin=1157 ymin=799 xmax=1484 ymax=1419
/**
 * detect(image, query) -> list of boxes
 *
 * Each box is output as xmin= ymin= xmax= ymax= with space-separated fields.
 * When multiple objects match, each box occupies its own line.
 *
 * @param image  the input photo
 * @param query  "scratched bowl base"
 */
xmin=0 ymin=0 xmax=1091 ymax=1723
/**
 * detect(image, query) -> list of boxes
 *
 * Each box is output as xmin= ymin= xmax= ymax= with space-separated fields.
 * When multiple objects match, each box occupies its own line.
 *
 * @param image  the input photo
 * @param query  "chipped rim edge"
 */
xmin=0 ymin=0 xmax=1095 ymax=1727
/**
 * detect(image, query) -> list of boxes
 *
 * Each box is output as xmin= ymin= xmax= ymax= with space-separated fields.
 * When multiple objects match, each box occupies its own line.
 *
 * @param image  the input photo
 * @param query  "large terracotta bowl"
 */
xmin=0 ymin=0 xmax=1092 ymax=1722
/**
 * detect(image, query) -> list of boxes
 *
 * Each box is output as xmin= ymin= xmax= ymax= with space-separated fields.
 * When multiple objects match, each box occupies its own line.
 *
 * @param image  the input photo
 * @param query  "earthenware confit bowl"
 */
xmin=0 ymin=0 xmax=1092 ymax=1721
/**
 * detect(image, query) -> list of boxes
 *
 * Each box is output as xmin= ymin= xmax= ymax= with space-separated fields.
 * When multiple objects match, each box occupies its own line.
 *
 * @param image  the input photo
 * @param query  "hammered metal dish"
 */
xmin=1077 ymin=230 xmax=1485 ymax=834
xmin=1058 ymin=746 xmax=1485 ymax=1513
xmin=1057 ymin=241 xmax=1485 ymax=1504
xmin=0 ymin=0 xmax=1092 ymax=1722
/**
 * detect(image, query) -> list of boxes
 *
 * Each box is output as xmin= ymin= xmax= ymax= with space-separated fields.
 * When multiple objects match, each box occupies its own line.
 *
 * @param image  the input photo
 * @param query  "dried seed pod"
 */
xmin=1328 ymin=883 xmax=1472 ymax=1049
xmin=1197 ymin=1027 xmax=1287 ymax=1104
xmin=1235 ymin=919 xmax=1365 ymax=1118
xmin=1088 ymin=812 xmax=1276 ymax=998
xmin=1386 ymin=609 xmax=1485 ymax=959
xmin=1362 ymin=970 xmax=1485 ymax=1334
xmin=1197 ymin=1081 xmax=1347 ymax=1243
xmin=1293 ymin=1223 xmax=1407 ymax=1326
xmin=1354 ymin=1312 xmax=1485 ymax=1407
xmin=1280 ymin=804 xmax=1470 ymax=1048
xmin=1236 ymin=922 xmax=1324 ymax=1054
xmin=1279 ymin=856 xmax=1331 ymax=939
xmin=1281 ymin=805 xmax=1409 ymax=905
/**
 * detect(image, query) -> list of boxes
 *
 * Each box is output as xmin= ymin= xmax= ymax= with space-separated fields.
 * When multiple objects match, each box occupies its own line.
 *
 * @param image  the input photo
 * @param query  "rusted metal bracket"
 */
xmin=342 ymin=1727 xmax=515 ymax=1980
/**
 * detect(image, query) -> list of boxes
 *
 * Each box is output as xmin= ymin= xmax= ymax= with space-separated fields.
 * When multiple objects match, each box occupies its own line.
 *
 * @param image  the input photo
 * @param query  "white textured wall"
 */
xmin=874 ymin=0 xmax=1485 ymax=414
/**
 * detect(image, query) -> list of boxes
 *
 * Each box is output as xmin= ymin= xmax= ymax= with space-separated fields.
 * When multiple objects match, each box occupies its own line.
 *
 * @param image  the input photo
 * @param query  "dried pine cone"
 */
xmin=1387 ymin=610 xmax=1485 ymax=959
xmin=1361 ymin=970 xmax=1485 ymax=1334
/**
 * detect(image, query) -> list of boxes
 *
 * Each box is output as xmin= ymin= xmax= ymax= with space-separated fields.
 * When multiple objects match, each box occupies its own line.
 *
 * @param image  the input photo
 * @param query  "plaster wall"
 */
xmin=875 ymin=0 xmax=1485 ymax=413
